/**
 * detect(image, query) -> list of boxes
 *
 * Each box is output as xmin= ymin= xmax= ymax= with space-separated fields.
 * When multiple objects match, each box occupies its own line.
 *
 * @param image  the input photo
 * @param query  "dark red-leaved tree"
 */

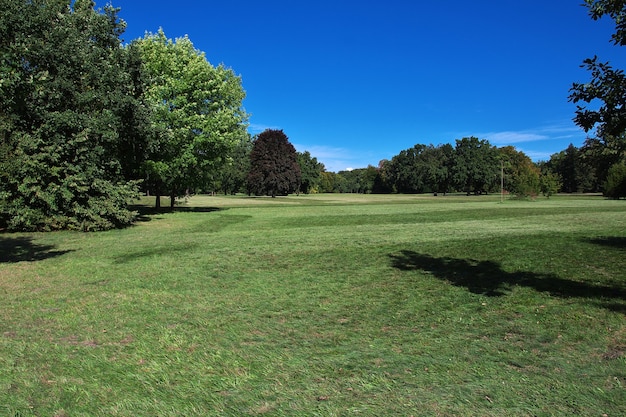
xmin=247 ymin=129 xmax=301 ymax=197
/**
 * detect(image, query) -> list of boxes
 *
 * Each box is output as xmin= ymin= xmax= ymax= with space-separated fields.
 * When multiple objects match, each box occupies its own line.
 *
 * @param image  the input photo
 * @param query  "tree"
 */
xmin=247 ymin=129 xmax=301 ymax=197
xmin=217 ymin=133 xmax=254 ymax=195
xmin=388 ymin=144 xmax=427 ymax=193
xmin=547 ymin=144 xmax=596 ymax=193
xmin=604 ymin=162 xmax=626 ymax=198
xmin=499 ymin=146 xmax=540 ymax=198
xmin=580 ymin=134 xmax=626 ymax=189
xmin=296 ymin=151 xmax=325 ymax=194
xmin=336 ymin=166 xmax=379 ymax=193
xmin=134 ymin=30 xmax=248 ymax=208
xmin=539 ymin=169 xmax=562 ymax=198
xmin=569 ymin=1 xmax=626 ymax=157
xmin=421 ymin=144 xmax=454 ymax=195
xmin=319 ymin=171 xmax=340 ymax=193
xmin=372 ymin=159 xmax=393 ymax=193
xmin=452 ymin=137 xmax=499 ymax=194
xmin=0 ymin=0 xmax=142 ymax=231
xmin=583 ymin=0 xmax=626 ymax=46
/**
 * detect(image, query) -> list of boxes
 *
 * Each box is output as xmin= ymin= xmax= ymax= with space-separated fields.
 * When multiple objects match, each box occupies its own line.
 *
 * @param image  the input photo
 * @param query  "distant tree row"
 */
xmin=212 ymin=133 xmax=624 ymax=199
xmin=213 ymin=134 xmax=546 ymax=197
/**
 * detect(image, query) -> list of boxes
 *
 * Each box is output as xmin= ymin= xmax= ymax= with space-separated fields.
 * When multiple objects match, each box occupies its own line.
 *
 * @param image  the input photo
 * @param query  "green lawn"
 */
xmin=1 ymin=194 xmax=625 ymax=416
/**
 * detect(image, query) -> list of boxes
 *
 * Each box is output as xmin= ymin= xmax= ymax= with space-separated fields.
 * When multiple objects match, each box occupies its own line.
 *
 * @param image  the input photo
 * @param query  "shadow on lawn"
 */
xmin=389 ymin=250 xmax=626 ymax=307
xmin=0 ymin=236 xmax=72 ymax=263
xmin=129 ymin=205 xmax=223 ymax=222
xmin=584 ymin=236 xmax=626 ymax=250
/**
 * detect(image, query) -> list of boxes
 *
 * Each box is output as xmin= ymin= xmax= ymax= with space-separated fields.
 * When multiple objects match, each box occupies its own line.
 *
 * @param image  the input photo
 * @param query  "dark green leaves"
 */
xmin=247 ymin=129 xmax=301 ymax=197
xmin=0 ymin=0 xmax=140 ymax=231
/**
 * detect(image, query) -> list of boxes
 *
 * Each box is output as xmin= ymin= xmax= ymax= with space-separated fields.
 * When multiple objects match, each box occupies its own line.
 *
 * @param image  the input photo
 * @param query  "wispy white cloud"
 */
xmin=456 ymin=122 xmax=588 ymax=161
xmin=515 ymin=148 xmax=556 ymax=161
xmin=293 ymin=144 xmax=378 ymax=172
xmin=482 ymin=131 xmax=549 ymax=144
xmin=248 ymin=123 xmax=281 ymax=133
xmin=478 ymin=123 xmax=582 ymax=145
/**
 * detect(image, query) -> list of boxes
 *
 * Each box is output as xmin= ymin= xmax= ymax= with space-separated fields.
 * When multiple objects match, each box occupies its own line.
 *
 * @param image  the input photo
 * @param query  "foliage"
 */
xmin=546 ymin=144 xmax=597 ymax=193
xmin=371 ymin=159 xmax=394 ymax=193
xmin=216 ymin=133 xmax=254 ymax=194
xmin=499 ymin=146 xmax=540 ymax=198
xmin=584 ymin=0 xmax=626 ymax=46
xmin=335 ymin=166 xmax=378 ymax=193
xmin=296 ymin=151 xmax=325 ymax=193
xmin=134 ymin=30 xmax=248 ymax=207
xmin=580 ymin=134 xmax=626 ymax=187
xmin=569 ymin=1 xmax=626 ymax=173
xmin=383 ymin=144 xmax=450 ymax=194
xmin=538 ymin=168 xmax=562 ymax=198
xmin=247 ymin=129 xmax=301 ymax=197
xmin=387 ymin=144 xmax=427 ymax=193
xmin=452 ymin=137 xmax=499 ymax=194
xmin=0 ymin=0 xmax=140 ymax=231
xmin=570 ymin=57 xmax=626 ymax=140
xmin=604 ymin=161 xmax=626 ymax=198
xmin=318 ymin=171 xmax=340 ymax=192
xmin=421 ymin=143 xmax=454 ymax=195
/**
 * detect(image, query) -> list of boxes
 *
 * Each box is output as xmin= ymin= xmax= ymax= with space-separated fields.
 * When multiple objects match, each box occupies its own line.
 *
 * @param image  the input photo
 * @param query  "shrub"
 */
xmin=604 ymin=162 xmax=626 ymax=199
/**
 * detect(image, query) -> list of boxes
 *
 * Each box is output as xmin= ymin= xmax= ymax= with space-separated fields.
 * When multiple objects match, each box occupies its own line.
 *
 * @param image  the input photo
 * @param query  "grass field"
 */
xmin=1 ymin=193 xmax=625 ymax=416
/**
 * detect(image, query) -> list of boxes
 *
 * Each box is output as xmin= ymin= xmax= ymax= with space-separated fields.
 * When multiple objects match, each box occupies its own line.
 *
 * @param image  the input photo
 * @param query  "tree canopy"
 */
xmin=452 ymin=137 xmax=499 ymax=195
xmin=0 ymin=0 xmax=141 ymax=231
xmin=134 ymin=30 xmax=248 ymax=207
xmin=296 ymin=151 xmax=325 ymax=194
xmin=570 ymin=1 xmax=626 ymax=152
xmin=247 ymin=129 xmax=301 ymax=197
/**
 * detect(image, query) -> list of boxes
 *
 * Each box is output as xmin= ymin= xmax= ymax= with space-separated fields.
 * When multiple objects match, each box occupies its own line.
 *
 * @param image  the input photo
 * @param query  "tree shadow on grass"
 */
xmin=128 ymin=205 xmax=224 ymax=222
xmin=389 ymin=250 xmax=626 ymax=309
xmin=0 ymin=236 xmax=73 ymax=263
xmin=114 ymin=243 xmax=198 ymax=264
xmin=584 ymin=236 xmax=626 ymax=250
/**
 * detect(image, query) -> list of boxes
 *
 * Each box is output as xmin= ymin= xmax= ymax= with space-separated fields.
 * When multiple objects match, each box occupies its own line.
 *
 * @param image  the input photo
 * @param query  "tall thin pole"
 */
xmin=500 ymin=160 xmax=504 ymax=203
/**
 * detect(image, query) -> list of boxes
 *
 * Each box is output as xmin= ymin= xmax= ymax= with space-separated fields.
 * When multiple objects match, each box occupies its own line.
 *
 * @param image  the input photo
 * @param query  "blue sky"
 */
xmin=100 ymin=0 xmax=625 ymax=172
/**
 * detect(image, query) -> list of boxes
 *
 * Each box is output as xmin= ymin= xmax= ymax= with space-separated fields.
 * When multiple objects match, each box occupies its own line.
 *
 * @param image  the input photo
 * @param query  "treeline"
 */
xmin=331 ymin=138 xmax=625 ymax=197
xmin=213 ymin=136 xmax=614 ymax=198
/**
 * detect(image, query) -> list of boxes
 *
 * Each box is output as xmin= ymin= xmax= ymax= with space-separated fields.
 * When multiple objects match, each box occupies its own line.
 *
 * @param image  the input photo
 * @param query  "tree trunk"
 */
xmin=155 ymin=193 xmax=161 ymax=209
xmin=170 ymin=191 xmax=176 ymax=208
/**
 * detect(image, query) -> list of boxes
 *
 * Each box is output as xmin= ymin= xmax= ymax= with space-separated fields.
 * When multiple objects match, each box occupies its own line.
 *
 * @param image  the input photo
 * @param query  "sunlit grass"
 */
xmin=1 ymin=194 xmax=625 ymax=416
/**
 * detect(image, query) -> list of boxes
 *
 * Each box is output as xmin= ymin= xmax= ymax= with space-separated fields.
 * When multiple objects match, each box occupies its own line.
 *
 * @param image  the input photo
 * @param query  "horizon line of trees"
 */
xmin=215 ymin=136 xmax=569 ymax=198
xmin=1 ymin=0 xmax=625 ymax=232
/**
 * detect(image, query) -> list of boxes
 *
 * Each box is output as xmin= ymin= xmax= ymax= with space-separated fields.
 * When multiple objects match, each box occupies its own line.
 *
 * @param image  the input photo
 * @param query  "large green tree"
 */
xmin=420 ymin=144 xmax=454 ymax=195
xmin=214 ymin=133 xmax=254 ymax=195
xmin=247 ymin=129 xmax=301 ymax=197
xmin=547 ymin=144 xmax=596 ymax=193
xmin=296 ymin=151 xmax=325 ymax=194
xmin=452 ymin=137 xmax=499 ymax=194
xmin=499 ymin=146 xmax=540 ymax=198
xmin=0 ymin=0 xmax=142 ymax=231
xmin=569 ymin=0 xmax=626 ymax=177
xmin=336 ymin=166 xmax=378 ymax=194
xmin=388 ymin=144 xmax=428 ymax=193
xmin=134 ymin=30 xmax=248 ymax=208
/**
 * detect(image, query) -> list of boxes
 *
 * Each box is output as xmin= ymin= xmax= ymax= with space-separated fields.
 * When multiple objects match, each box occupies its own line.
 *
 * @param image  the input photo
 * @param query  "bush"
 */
xmin=604 ymin=162 xmax=626 ymax=199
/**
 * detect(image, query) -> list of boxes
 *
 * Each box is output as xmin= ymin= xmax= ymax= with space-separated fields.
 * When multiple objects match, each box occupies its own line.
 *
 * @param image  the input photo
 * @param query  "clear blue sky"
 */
xmin=99 ymin=0 xmax=625 ymax=172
